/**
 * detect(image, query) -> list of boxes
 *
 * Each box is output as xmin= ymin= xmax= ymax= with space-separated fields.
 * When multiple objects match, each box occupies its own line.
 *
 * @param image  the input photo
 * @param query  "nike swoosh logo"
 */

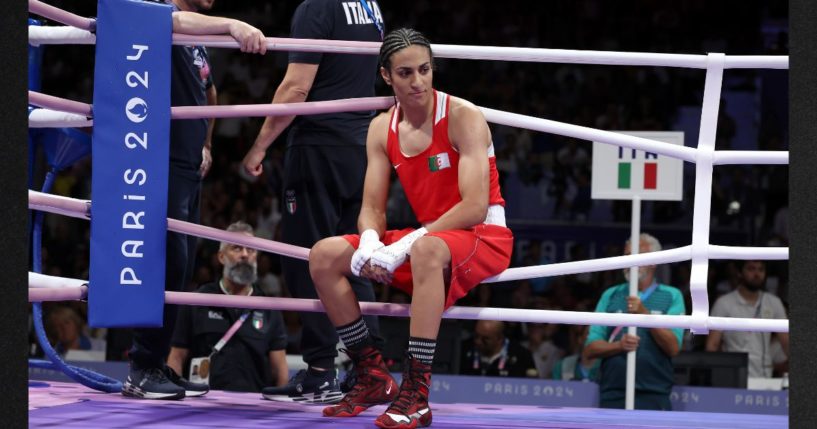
xmin=386 ymin=384 xmax=392 ymax=395
xmin=394 ymin=163 xmax=402 ymax=169
xmin=387 ymin=413 xmax=410 ymax=423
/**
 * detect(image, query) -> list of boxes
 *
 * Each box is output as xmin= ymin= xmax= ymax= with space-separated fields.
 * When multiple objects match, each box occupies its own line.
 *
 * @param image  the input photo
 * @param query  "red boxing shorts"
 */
xmin=344 ymin=224 xmax=513 ymax=309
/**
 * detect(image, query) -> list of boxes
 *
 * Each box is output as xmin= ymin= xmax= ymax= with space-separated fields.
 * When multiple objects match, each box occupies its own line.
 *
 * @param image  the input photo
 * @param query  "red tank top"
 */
xmin=386 ymin=90 xmax=505 ymax=225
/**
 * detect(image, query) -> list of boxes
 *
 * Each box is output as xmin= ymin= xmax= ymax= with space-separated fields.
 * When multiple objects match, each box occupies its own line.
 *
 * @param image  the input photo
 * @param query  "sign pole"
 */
xmin=626 ymin=196 xmax=641 ymax=410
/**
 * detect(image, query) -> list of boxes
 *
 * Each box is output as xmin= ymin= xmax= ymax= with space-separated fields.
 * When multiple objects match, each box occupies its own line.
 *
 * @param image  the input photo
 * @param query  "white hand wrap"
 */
xmin=350 ymin=229 xmax=384 ymax=276
xmin=370 ymin=227 xmax=428 ymax=273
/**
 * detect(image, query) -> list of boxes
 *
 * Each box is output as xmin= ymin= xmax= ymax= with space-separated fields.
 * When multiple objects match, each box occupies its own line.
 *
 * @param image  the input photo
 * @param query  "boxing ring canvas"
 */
xmin=30 ymin=381 xmax=786 ymax=429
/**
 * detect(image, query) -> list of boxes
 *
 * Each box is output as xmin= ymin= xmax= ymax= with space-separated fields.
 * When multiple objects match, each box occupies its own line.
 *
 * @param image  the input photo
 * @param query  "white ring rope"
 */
xmin=710 ymin=151 xmax=789 ymax=165
xmin=28 ymin=190 xmax=788 ymax=282
xmin=481 ymin=106 xmax=699 ymax=162
xmin=28 ymin=108 xmax=91 ymax=128
xmin=27 ymin=91 xmax=788 ymax=166
xmin=29 ymin=272 xmax=87 ymax=289
xmin=28 ymin=25 xmax=95 ymax=46
xmin=28 ymin=25 xmax=788 ymax=70
xmin=26 ymin=272 xmax=788 ymax=333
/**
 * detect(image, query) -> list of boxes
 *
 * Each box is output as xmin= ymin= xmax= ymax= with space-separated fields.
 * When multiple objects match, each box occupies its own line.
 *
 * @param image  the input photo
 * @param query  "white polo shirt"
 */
xmin=711 ymin=289 xmax=787 ymax=377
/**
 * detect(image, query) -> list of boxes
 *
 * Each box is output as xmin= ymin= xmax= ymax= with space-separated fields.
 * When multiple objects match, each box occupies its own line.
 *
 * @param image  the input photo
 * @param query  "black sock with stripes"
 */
xmin=337 ymin=317 xmax=373 ymax=352
xmin=407 ymin=336 xmax=436 ymax=366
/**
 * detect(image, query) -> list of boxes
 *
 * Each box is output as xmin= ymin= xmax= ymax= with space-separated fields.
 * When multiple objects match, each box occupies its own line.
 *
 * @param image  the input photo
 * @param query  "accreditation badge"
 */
xmin=189 ymin=356 xmax=211 ymax=385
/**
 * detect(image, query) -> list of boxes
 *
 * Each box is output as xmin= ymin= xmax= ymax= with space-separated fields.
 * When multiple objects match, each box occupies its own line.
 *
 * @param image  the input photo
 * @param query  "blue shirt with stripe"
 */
xmin=585 ymin=283 xmax=685 ymax=399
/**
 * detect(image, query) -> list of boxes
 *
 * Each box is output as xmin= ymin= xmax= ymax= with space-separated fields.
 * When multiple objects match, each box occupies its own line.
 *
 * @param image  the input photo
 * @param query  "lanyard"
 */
xmin=210 ymin=312 xmax=249 ymax=357
xmin=608 ymin=283 xmax=659 ymax=342
xmin=359 ymin=0 xmax=384 ymax=40
xmin=577 ymin=362 xmax=590 ymax=380
xmin=752 ymin=292 xmax=770 ymax=372
xmin=474 ymin=338 xmax=509 ymax=372
xmin=210 ymin=280 xmax=252 ymax=356
xmin=639 ymin=282 xmax=659 ymax=302
xmin=753 ymin=292 xmax=764 ymax=318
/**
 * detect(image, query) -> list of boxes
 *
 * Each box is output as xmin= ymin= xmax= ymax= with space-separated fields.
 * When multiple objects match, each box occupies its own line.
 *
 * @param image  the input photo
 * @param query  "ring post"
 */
xmin=89 ymin=0 xmax=172 ymax=327
xmin=688 ymin=54 xmax=726 ymax=336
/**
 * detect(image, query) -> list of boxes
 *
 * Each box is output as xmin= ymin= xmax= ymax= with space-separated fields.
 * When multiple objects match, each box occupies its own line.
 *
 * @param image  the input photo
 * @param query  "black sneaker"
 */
xmin=122 ymin=367 xmax=185 ymax=400
xmin=340 ymin=366 xmax=357 ymax=393
xmin=262 ymin=368 xmax=343 ymax=404
xmin=164 ymin=366 xmax=209 ymax=397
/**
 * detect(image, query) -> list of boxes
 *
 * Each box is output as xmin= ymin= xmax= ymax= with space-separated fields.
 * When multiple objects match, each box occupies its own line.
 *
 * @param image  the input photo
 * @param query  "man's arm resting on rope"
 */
xmin=171 ymin=11 xmax=267 ymax=54
xmin=200 ymin=83 xmax=217 ymax=177
xmin=242 ymin=63 xmax=319 ymax=176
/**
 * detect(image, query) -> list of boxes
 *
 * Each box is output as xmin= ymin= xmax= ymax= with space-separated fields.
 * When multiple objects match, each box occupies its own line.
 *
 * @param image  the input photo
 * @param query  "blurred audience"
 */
xmin=460 ymin=320 xmax=538 ymax=378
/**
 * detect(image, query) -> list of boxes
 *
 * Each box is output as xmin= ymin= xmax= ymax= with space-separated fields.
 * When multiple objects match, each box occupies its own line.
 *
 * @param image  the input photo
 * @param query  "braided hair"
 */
xmin=378 ymin=28 xmax=434 ymax=73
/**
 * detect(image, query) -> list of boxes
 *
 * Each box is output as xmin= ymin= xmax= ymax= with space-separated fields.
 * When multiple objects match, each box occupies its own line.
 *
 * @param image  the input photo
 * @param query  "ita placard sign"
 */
xmin=591 ymin=131 xmax=684 ymax=201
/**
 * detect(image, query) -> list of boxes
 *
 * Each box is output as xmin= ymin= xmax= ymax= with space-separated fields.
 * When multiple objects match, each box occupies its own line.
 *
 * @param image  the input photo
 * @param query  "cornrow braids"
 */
xmin=378 ymin=28 xmax=434 ymax=72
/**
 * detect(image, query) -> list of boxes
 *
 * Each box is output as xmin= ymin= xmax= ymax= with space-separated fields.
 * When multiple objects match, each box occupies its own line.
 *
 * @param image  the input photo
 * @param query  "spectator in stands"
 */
xmin=552 ymin=325 xmax=599 ymax=382
xmin=47 ymin=305 xmax=105 ymax=356
xmin=524 ymin=321 xmax=565 ymax=379
xmin=583 ymin=233 xmax=685 ymax=410
xmin=705 ymin=260 xmax=789 ymax=378
xmin=460 ymin=320 xmax=538 ymax=378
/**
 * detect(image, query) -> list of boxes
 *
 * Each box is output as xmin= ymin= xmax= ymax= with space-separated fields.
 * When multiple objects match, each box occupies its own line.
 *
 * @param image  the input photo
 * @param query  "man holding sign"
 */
xmin=582 ymin=233 xmax=685 ymax=410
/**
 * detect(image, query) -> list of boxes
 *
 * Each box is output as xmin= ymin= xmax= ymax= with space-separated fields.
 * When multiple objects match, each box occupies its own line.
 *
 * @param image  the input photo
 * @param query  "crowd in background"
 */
xmin=30 ymin=1 xmax=788 ymax=381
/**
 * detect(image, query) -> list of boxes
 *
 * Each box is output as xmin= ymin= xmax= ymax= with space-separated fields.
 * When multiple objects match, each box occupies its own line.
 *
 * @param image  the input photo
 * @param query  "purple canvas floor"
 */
xmin=30 ymin=381 xmax=787 ymax=429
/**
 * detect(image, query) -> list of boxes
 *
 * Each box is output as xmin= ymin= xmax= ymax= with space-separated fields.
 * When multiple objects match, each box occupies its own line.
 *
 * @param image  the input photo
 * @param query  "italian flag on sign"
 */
xmin=428 ymin=152 xmax=451 ymax=172
xmin=618 ymin=162 xmax=658 ymax=190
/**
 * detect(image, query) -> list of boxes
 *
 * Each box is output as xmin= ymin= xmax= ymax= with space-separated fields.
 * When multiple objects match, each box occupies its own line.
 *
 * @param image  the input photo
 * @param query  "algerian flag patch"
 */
xmin=428 ymin=152 xmax=451 ymax=172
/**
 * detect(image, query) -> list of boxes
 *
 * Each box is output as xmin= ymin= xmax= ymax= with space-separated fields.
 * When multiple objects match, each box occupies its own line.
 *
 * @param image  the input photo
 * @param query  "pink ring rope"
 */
xmin=25 ymin=281 xmax=788 ymax=333
xmin=28 ymin=0 xmax=95 ymax=31
xmin=172 ymin=34 xmax=381 ymax=54
xmin=28 ymin=91 xmax=93 ymax=116
xmin=28 ymin=90 xmax=393 ymax=120
xmin=30 ymin=285 xmax=88 ymax=302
